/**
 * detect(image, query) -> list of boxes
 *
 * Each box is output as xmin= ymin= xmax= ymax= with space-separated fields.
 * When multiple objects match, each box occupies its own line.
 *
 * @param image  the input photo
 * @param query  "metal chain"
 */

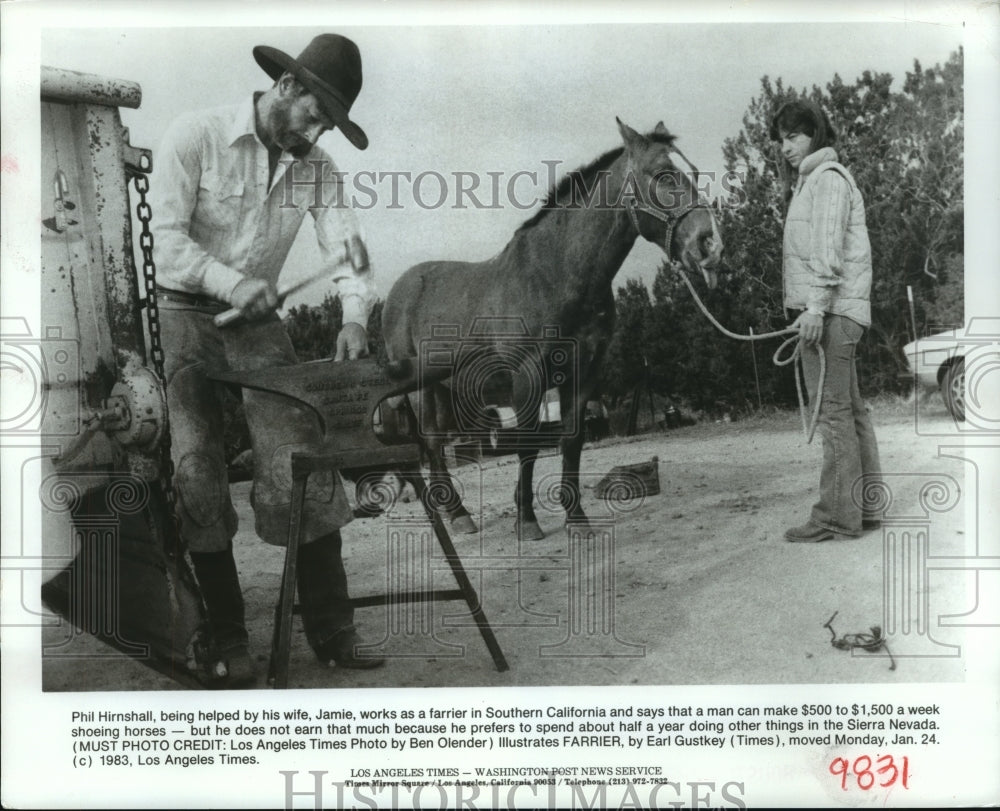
xmin=130 ymin=170 xmax=220 ymax=681
xmin=131 ymin=173 xmax=181 ymax=525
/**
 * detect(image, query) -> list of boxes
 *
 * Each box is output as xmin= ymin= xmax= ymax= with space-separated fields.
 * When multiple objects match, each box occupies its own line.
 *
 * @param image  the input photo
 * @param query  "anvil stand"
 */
xmin=212 ymin=358 xmax=509 ymax=688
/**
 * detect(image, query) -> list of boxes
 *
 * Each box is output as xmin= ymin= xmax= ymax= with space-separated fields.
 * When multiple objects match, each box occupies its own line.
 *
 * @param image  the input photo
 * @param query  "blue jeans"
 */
xmin=799 ymin=314 xmax=882 ymax=535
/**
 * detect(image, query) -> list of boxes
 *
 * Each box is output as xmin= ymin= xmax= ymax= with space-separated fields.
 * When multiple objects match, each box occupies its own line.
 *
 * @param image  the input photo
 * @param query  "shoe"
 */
xmin=862 ymin=519 xmax=882 ymax=531
xmin=316 ymin=632 xmax=385 ymax=670
xmin=784 ymin=522 xmax=835 ymax=543
xmin=219 ymin=644 xmax=257 ymax=688
xmin=190 ymin=546 xmax=256 ymax=687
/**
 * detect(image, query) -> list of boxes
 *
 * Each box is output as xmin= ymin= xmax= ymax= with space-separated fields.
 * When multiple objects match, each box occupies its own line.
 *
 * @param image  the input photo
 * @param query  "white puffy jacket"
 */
xmin=782 ymin=146 xmax=873 ymax=327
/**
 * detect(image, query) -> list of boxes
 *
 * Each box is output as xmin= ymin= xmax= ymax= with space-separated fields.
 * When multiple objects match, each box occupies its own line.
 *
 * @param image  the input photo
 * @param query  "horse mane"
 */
xmin=515 ymin=129 xmax=679 ymax=233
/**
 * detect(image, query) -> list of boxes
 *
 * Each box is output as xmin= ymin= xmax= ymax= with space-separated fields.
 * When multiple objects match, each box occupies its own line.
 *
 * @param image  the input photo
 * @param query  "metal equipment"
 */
xmin=38 ymin=67 xmax=208 ymax=685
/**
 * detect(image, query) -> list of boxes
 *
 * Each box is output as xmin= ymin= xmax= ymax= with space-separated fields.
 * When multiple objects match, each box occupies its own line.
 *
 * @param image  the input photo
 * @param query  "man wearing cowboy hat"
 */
xmin=150 ymin=34 xmax=381 ymax=687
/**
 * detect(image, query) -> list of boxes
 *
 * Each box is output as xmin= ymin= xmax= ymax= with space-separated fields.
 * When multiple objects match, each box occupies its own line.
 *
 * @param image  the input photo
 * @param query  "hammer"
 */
xmin=213 ymin=237 xmax=369 ymax=328
xmin=212 ymin=273 xmax=326 ymax=328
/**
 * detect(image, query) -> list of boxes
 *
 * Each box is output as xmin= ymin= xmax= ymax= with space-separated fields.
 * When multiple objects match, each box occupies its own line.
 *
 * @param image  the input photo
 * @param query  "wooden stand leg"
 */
xmin=405 ymin=471 xmax=509 ymax=672
xmin=270 ymin=472 xmax=309 ymax=689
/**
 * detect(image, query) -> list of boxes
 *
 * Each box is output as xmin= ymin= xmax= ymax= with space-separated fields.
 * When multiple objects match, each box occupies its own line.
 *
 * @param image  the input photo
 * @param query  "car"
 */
xmin=902 ymin=329 xmax=966 ymax=421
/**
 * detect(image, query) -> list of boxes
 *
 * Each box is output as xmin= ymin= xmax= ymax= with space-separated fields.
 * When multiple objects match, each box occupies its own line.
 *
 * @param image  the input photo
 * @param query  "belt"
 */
xmin=155 ymin=287 xmax=228 ymax=311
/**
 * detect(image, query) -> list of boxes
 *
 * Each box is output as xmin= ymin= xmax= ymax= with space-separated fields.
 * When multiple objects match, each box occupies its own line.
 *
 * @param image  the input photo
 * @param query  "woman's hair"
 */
xmin=769 ymin=99 xmax=838 ymax=207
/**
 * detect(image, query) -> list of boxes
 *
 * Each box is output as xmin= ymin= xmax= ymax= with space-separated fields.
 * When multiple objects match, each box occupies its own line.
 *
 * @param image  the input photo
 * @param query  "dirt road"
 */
xmin=43 ymin=398 xmax=973 ymax=690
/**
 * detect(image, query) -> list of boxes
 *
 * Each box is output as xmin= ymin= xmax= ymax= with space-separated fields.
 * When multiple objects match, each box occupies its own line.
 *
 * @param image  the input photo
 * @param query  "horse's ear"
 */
xmin=653 ymin=121 xmax=670 ymax=136
xmin=616 ymin=117 xmax=644 ymax=149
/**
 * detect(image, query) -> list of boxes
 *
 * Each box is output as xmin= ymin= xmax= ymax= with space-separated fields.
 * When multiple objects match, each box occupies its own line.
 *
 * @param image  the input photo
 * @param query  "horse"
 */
xmin=381 ymin=118 xmax=723 ymax=539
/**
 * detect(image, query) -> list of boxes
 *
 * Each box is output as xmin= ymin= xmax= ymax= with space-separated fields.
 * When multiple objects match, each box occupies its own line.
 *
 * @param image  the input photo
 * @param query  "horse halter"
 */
xmin=624 ymin=146 xmax=712 ymax=257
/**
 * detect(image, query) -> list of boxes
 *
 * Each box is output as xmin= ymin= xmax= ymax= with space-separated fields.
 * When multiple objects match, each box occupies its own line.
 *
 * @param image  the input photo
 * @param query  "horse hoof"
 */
xmin=450 ymin=514 xmax=478 ymax=534
xmin=518 ymin=520 xmax=545 ymax=541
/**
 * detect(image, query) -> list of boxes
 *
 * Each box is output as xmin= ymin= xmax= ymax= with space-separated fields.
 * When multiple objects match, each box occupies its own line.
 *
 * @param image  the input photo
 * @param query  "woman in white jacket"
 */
xmin=770 ymin=99 xmax=882 ymax=542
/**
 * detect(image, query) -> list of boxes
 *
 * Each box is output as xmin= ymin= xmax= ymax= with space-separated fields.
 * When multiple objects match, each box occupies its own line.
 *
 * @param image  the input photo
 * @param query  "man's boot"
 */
xmin=297 ymin=531 xmax=384 ymax=670
xmin=190 ymin=544 xmax=256 ymax=687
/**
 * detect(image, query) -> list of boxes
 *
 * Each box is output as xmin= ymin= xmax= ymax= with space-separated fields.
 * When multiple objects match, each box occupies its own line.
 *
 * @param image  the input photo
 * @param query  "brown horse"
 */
xmin=382 ymin=119 xmax=723 ymax=539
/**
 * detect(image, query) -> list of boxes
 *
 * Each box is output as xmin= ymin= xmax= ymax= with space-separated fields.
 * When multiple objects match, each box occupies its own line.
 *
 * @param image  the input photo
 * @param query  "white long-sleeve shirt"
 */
xmin=149 ymin=96 xmax=377 ymax=327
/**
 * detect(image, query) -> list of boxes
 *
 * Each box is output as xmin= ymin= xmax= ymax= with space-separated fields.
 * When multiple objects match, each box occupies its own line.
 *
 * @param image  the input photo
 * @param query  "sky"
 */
xmin=30 ymin=7 xmax=969 ymax=311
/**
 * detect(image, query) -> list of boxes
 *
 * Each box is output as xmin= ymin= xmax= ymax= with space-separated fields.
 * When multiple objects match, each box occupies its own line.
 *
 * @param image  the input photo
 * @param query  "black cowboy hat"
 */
xmin=253 ymin=33 xmax=368 ymax=150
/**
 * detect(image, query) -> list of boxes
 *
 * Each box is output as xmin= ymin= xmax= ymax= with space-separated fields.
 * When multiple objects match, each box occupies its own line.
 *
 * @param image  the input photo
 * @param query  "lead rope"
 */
xmin=672 ymin=263 xmax=824 ymax=443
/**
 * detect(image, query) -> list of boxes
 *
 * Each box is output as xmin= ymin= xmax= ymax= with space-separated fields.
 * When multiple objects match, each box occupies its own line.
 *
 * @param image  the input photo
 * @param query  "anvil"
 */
xmin=211 ymin=356 xmax=441 ymax=471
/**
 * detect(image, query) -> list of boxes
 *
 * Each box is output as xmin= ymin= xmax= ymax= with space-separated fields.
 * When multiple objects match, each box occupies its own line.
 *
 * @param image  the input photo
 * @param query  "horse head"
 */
xmin=617 ymin=118 xmax=724 ymax=289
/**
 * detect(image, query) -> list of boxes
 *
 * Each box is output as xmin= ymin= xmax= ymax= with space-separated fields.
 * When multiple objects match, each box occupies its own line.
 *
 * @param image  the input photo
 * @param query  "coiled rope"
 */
xmin=671 ymin=262 xmax=824 ymax=443
xmin=824 ymin=611 xmax=896 ymax=671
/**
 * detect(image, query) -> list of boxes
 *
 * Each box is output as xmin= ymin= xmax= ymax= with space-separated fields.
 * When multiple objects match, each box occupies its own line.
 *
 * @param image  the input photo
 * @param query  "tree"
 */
xmin=643 ymin=259 xmax=794 ymax=414
xmin=283 ymin=295 xmax=387 ymax=361
xmin=284 ymin=294 xmax=343 ymax=360
xmin=601 ymin=278 xmax=653 ymax=407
